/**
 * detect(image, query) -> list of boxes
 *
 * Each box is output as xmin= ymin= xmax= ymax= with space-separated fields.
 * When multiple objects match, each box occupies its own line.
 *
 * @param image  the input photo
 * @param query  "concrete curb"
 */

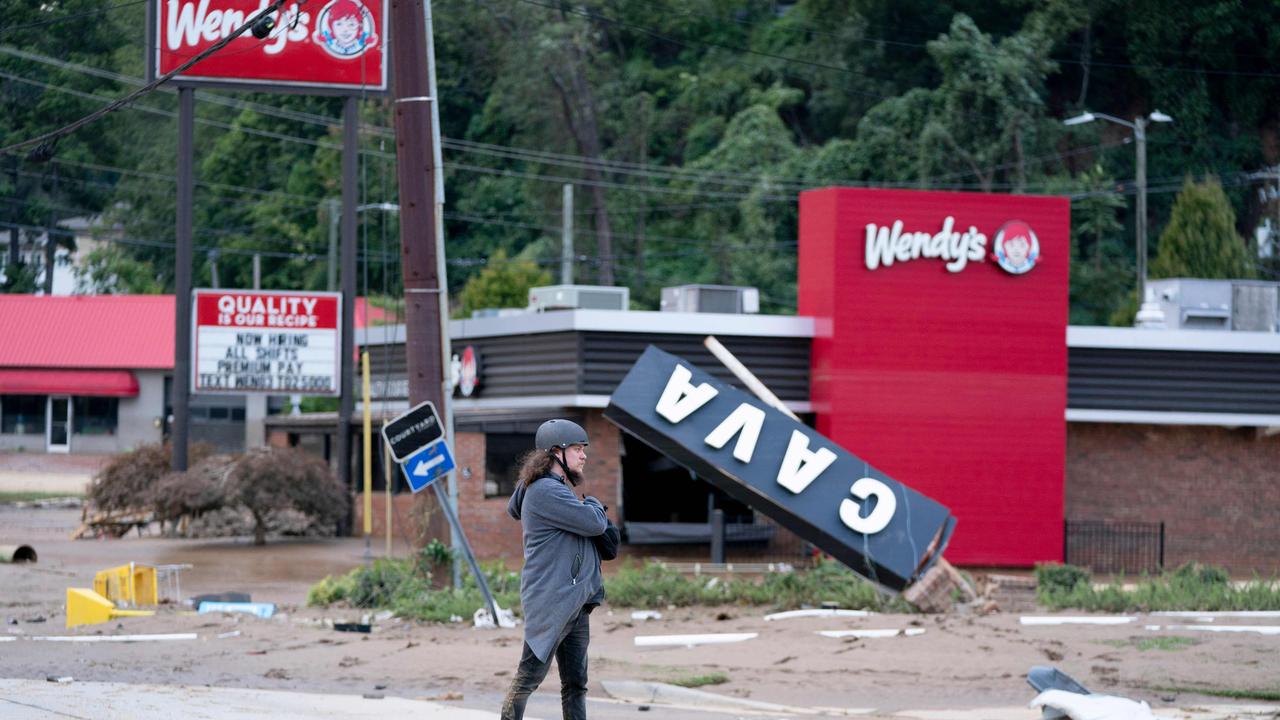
xmin=601 ymin=680 xmax=873 ymax=716
xmin=0 ymin=679 xmax=500 ymax=719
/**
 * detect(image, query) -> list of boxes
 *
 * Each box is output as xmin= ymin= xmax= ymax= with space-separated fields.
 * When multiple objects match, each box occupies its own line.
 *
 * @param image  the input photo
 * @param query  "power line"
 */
xmin=0 ymin=0 xmax=146 ymax=37
xmin=0 ymin=0 xmax=298 ymax=159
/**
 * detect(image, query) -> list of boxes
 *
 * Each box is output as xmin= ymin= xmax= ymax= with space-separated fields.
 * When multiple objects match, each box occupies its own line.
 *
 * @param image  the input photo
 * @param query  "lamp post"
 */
xmin=1064 ymin=109 xmax=1173 ymax=307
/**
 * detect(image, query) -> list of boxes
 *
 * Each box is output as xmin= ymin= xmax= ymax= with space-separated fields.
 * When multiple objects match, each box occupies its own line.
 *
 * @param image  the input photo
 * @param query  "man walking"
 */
xmin=501 ymin=419 xmax=607 ymax=720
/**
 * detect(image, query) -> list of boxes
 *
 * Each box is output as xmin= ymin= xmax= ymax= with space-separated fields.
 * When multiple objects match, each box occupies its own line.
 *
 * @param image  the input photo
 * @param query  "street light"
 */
xmin=1063 ymin=109 xmax=1174 ymax=310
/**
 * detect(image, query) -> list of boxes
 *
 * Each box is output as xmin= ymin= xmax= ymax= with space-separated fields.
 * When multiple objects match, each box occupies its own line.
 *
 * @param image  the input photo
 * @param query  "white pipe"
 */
xmin=703 ymin=335 xmax=798 ymax=421
xmin=634 ymin=632 xmax=757 ymax=647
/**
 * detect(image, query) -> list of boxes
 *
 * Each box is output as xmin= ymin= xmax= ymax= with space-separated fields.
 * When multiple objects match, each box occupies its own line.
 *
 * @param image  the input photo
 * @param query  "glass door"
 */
xmin=46 ymin=396 xmax=71 ymax=453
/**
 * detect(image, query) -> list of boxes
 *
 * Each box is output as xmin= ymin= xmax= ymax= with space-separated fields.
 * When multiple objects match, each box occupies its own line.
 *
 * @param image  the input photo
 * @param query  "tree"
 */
xmin=0 ymin=0 xmax=133 ymax=293
xmin=228 ymin=447 xmax=348 ymax=545
xmin=456 ymin=249 xmax=551 ymax=318
xmin=1150 ymin=177 xmax=1254 ymax=280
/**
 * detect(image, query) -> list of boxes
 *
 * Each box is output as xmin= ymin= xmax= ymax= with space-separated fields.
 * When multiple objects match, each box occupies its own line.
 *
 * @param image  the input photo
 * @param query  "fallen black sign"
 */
xmin=604 ymin=346 xmax=955 ymax=592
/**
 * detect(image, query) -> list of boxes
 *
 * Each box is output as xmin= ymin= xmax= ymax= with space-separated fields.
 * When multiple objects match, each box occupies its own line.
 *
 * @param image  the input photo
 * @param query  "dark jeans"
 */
xmin=500 ymin=604 xmax=592 ymax=720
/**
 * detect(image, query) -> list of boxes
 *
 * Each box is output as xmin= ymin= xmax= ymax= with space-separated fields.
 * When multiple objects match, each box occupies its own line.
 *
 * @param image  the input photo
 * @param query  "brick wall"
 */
xmin=1066 ymin=423 xmax=1280 ymax=574
xmin=451 ymin=411 xmax=622 ymax=566
xmin=352 ymin=492 xmax=417 ymax=542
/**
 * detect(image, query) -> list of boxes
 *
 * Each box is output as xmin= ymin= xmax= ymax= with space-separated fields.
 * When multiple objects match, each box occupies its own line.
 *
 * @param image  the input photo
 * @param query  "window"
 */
xmin=484 ymin=433 xmax=533 ymax=498
xmin=1 ymin=395 xmax=45 ymax=434
xmin=73 ymin=397 xmax=118 ymax=435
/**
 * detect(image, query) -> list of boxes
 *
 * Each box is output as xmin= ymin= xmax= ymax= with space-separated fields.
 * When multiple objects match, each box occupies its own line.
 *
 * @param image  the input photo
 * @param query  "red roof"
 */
xmin=0 ymin=295 xmax=175 ymax=369
xmin=0 ymin=294 xmax=382 ymax=370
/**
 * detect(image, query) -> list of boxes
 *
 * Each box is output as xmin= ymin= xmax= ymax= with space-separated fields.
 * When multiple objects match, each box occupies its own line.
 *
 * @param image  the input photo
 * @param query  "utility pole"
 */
xmin=392 ymin=0 xmax=500 ymax=622
xmin=327 ymin=198 xmax=339 ymax=292
xmin=337 ymin=97 xmax=358 ymax=510
xmin=1135 ymin=116 xmax=1148 ymax=306
xmin=172 ymin=86 xmax=194 ymax=472
xmin=390 ymin=0 xmax=448 ymax=543
xmin=561 ymin=184 xmax=573 ymax=284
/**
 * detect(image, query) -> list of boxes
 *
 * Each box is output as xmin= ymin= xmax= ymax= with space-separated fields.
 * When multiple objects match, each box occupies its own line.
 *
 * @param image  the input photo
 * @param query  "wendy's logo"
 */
xmin=312 ymin=0 xmax=378 ymax=59
xmin=992 ymin=220 xmax=1039 ymax=275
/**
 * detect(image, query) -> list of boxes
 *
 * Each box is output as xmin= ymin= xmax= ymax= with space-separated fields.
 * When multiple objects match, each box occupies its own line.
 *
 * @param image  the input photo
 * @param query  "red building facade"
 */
xmin=799 ymin=188 xmax=1071 ymax=566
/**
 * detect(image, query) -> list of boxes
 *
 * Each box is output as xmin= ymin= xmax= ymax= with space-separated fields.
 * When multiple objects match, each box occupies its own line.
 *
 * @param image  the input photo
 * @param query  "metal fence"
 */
xmin=1064 ymin=520 xmax=1165 ymax=575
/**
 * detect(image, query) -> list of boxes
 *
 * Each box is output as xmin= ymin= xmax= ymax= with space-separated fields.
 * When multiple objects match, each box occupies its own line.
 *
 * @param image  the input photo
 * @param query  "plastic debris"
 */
xmin=197 ymin=602 xmax=275 ymax=619
xmin=1020 ymin=616 xmax=1135 ymax=626
xmin=634 ymin=632 xmax=757 ymax=648
xmin=473 ymin=605 xmax=519 ymax=629
xmin=1030 ymin=689 xmax=1154 ymax=720
xmin=815 ymin=628 xmax=925 ymax=639
xmin=630 ymin=610 xmax=662 ymax=621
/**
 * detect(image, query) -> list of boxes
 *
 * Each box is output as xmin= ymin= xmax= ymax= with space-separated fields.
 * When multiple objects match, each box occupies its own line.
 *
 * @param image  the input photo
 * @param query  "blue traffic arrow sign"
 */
xmin=400 ymin=439 xmax=456 ymax=493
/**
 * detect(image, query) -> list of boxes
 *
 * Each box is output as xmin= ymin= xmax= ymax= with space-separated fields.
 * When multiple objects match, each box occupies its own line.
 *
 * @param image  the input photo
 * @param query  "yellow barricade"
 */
xmin=93 ymin=563 xmax=158 ymax=607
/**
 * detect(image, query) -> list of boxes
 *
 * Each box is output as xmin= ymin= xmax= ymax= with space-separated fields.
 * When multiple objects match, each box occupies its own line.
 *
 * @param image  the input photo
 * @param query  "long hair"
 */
xmin=516 ymin=449 xmax=556 ymax=488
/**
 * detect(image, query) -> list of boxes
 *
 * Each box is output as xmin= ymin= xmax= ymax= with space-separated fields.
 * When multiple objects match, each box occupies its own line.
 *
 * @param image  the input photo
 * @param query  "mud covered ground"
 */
xmin=2 ymin=506 xmax=1278 ymax=718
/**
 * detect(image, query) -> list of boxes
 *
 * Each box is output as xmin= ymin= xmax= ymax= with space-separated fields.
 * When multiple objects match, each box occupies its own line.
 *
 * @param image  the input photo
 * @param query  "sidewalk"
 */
xmin=0 ymin=679 xmax=509 ymax=719
xmin=0 ymin=452 xmax=109 ymax=494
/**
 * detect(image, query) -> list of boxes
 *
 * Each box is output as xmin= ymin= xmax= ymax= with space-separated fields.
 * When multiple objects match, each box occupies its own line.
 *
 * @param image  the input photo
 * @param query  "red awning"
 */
xmin=0 ymin=369 xmax=139 ymax=397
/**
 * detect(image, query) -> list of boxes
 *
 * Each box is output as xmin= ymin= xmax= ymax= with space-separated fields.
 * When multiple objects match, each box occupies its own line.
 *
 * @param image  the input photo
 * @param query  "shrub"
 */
xmin=1036 ymin=562 xmax=1280 ymax=612
xmin=1035 ymin=563 xmax=1091 ymax=597
xmin=307 ymin=557 xmax=521 ymax=622
xmin=88 ymin=442 xmax=212 ymax=514
xmin=228 ymin=447 xmax=348 ymax=545
xmin=151 ymin=454 xmax=236 ymax=526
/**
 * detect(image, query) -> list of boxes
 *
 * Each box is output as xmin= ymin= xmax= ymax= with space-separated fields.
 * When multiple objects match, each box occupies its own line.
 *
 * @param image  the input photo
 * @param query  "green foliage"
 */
xmin=307 ymin=558 xmax=520 ymax=623
xmin=1154 ymin=686 xmax=1280 ymax=702
xmin=1037 ymin=562 xmax=1280 ymax=612
xmin=1102 ymin=635 xmax=1199 ymax=652
xmin=668 ymin=672 xmax=729 ymax=688
xmin=456 ymin=249 xmax=551 ymax=318
xmin=1150 ymin=177 xmax=1254 ymax=280
xmin=603 ymin=558 xmax=906 ymax=611
xmin=1034 ymin=563 xmax=1092 ymax=595
xmin=419 ymin=538 xmax=454 ymax=566
xmin=5 ymin=0 xmax=1278 ymax=320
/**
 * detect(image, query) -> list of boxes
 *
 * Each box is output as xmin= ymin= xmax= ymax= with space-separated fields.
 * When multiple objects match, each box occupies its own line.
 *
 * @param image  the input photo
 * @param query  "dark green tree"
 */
xmin=1150 ymin=177 xmax=1254 ymax=280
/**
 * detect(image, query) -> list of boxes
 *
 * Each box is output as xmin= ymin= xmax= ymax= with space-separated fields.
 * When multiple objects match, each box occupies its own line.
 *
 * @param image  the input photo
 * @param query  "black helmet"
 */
xmin=535 ymin=419 xmax=589 ymax=451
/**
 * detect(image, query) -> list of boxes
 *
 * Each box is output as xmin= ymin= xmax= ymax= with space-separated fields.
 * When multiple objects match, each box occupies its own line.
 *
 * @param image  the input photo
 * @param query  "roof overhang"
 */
xmin=0 ymin=369 xmax=139 ymax=397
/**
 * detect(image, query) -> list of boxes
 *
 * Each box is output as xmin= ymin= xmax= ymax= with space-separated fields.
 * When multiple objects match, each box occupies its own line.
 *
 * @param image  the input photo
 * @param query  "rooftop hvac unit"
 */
xmin=660 ymin=285 xmax=760 ymax=314
xmin=527 ymin=284 xmax=629 ymax=312
xmin=1146 ymin=278 xmax=1280 ymax=331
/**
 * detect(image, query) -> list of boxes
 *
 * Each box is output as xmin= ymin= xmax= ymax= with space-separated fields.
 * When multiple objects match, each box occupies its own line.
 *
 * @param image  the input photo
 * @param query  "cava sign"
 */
xmin=604 ymin=346 xmax=955 ymax=591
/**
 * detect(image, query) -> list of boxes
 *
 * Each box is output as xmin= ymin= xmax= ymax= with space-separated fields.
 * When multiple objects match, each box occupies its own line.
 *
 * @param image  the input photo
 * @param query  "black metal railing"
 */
xmin=1064 ymin=520 xmax=1165 ymax=575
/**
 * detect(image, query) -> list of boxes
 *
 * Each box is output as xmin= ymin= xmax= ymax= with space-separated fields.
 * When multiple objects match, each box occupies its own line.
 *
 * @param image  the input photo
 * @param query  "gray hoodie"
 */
xmin=507 ymin=474 xmax=607 ymax=663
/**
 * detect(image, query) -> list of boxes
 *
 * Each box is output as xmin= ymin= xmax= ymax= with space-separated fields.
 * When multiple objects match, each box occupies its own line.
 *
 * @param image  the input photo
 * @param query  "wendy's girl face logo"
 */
xmin=992 ymin=220 xmax=1040 ymax=275
xmin=312 ymin=0 xmax=379 ymax=59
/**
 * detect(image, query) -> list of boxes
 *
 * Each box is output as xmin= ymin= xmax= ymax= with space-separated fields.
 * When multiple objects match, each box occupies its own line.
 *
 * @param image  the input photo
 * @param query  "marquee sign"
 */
xmin=150 ymin=0 xmax=388 ymax=92
xmin=193 ymin=289 xmax=341 ymax=395
xmin=605 ymin=346 xmax=955 ymax=592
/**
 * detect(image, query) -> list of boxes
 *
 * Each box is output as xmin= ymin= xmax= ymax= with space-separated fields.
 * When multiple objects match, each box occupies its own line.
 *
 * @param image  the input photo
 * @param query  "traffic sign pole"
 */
xmin=383 ymin=402 xmax=499 ymax=627
xmin=431 ymin=482 xmax=499 ymax=627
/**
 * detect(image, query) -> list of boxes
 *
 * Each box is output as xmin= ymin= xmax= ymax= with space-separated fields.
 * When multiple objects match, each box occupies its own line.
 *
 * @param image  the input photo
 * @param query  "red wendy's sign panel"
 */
xmin=193 ymin=289 xmax=342 ymax=395
xmin=152 ymin=0 xmax=388 ymax=91
xmin=798 ymin=187 xmax=1070 ymax=566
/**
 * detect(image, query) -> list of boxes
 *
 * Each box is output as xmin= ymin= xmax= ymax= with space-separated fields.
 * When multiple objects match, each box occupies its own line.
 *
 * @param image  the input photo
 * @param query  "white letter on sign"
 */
xmin=776 ymin=430 xmax=837 ymax=493
xmin=704 ymin=403 xmax=765 ymax=462
xmin=655 ymin=364 xmax=718 ymax=423
xmin=839 ymin=478 xmax=896 ymax=534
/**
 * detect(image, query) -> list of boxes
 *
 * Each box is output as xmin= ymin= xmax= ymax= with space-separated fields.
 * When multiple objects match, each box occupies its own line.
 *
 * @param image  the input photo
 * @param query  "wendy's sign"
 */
xmin=605 ymin=346 xmax=955 ymax=592
xmin=150 ymin=0 xmax=388 ymax=92
xmin=799 ymin=187 xmax=1069 ymax=566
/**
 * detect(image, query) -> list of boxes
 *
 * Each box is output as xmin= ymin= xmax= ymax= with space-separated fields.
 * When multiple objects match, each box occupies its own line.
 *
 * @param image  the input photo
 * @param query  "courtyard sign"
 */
xmin=605 ymin=346 xmax=955 ymax=592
